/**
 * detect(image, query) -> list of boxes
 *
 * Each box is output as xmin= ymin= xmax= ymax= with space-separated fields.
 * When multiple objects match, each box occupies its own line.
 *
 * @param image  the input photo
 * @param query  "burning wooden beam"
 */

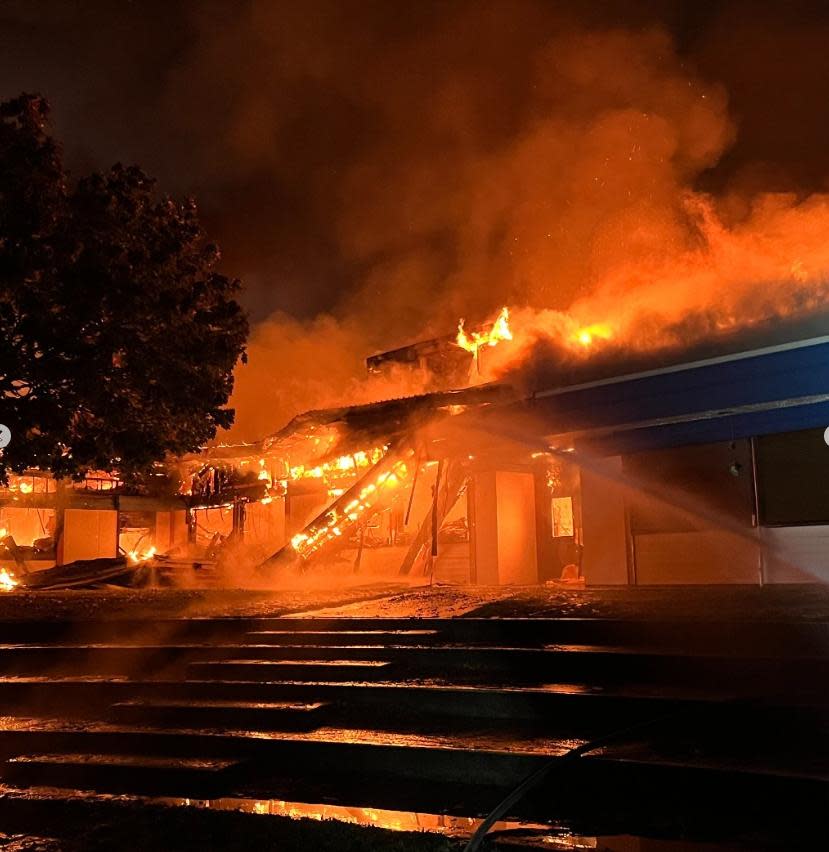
xmin=260 ymin=441 xmax=417 ymax=570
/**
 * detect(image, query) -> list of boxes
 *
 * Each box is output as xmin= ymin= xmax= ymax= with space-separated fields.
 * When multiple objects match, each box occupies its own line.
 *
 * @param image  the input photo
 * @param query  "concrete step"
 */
xmin=1 ymin=606 xmax=827 ymax=848
xmin=244 ymin=629 xmax=440 ymax=646
xmin=191 ymin=645 xmax=829 ymax=692
xmin=0 ymin=720 xmax=825 ymax=802
xmin=244 ymin=617 xmax=829 ymax=655
xmin=109 ymin=698 xmax=331 ymax=731
xmin=0 ymin=764 xmax=823 ymax=848
xmin=0 ymin=772 xmax=823 ymax=851
xmin=187 ymin=658 xmax=394 ymax=683
xmin=3 ymin=616 xmax=829 ymax=654
xmin=3 ymin=751 xmax=245 ymax=797
xmin=0 ymin=643 xmax=403 ymax=677
xmin=0 ymin=722 xmax=560 ymax=790
xmin=3 ymin=676 xmax=828 ymax=749
xmin=1 ymin=641 xmax=827 ymax=697
xmin=0 ymin=644 xmax=229 ymax=677
xmin=0 ymin=675 xmax=724 ymax=725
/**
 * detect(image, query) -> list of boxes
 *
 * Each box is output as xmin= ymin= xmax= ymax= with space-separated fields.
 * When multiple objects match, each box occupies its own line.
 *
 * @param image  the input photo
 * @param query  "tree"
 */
xmin=0 ymin=94 xmax=248 ymax=484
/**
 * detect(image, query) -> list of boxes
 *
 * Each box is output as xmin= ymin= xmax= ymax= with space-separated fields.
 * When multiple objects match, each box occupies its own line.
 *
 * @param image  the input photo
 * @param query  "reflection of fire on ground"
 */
xmin=162 ymin=795 xmax=564 ymax=842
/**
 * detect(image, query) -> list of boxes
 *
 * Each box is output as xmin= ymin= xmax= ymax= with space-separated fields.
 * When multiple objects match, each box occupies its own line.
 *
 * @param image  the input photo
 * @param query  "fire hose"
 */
xmin=462 ymin=701 xmax=747 ymax=852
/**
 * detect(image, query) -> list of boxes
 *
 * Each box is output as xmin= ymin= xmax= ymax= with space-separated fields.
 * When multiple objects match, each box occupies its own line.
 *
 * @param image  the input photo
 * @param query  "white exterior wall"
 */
xmin=763 ymin=525 xmax=829 ymax=583
xmin=633 ymin=530 xmax=761 ymax=584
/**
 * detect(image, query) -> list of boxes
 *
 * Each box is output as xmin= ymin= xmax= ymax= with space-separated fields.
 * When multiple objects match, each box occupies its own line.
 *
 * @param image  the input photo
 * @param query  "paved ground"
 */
xmin=301 ymin=581 xmax=829 ymax=620
xmin=3 ymin=581 xmax=829 ymax=623
xmin=0 ymin=582 xmax=409 ymax=622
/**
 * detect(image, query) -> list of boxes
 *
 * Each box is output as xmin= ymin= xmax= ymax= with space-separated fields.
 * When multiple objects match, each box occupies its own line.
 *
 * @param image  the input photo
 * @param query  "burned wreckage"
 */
xmin=4 ymin=310 xmax=829 ymax=590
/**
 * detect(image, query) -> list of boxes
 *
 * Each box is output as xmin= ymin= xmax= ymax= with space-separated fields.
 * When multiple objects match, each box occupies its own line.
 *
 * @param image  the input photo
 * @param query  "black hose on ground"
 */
xmin=463 ymin=707 xmax=702 ymax=852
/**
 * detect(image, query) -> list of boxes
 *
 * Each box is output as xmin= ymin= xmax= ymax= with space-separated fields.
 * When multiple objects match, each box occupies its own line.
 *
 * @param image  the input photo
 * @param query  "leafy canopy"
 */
xmin=0 ymin=94 xmax=248 ymax=483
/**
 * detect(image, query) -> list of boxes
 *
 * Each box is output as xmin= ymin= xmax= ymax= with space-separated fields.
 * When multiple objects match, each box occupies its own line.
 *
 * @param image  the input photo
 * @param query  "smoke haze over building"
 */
xmin=5 ymin=1 xmax=829 ymax=437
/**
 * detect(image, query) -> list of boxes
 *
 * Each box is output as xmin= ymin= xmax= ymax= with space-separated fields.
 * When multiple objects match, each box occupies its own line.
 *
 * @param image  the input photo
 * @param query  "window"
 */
xmin=755 ymin=428 xmax=829 ymax=526
xmin=551 ymin=496 xmax=574 ymax=537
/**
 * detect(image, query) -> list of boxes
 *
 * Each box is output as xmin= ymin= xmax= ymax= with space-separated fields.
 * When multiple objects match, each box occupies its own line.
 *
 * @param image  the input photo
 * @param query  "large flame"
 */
xmin=453 ymin=305 xmax=622 ymax=383
xmin=289 ymin=446 xmax=387 ymax=489
xmin=0 ymin=527 xmax=17 ymax=591
xmin=456 ymin=307 xmax=512 ymax=355
xmin=455 ymin=305 xmax=614 ymax=368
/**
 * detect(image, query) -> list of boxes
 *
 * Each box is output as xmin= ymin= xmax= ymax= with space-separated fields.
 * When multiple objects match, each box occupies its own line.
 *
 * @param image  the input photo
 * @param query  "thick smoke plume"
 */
xmin=7 ymin=2 xmax=829 ymax=437
xmin=226 ymin=9 xmax=829 ymax=436
xmin=231 ymin=313 xmax=431 ymax=441
xmin=223 ymin=13 xmax=829 ymax=430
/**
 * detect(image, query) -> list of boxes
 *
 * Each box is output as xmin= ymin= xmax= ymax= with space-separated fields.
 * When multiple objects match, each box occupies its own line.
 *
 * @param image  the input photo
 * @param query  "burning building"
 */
xmin=253 ymin=308 xmax=829 ymax=587
xmin=3 ymin=306 xmax=828 ymax=589
xmin=0 ymin=465 xmax=229 ymax=588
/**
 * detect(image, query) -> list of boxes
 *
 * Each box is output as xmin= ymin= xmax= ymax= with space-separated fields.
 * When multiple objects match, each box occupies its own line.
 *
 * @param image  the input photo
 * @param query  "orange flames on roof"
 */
xmin=456 ymin=306 xmax=512 ymax=354
xmin=455 ymin=305 xmax=616 ymax=369
xmin=288 ymin=447 xmax=387 ymax=484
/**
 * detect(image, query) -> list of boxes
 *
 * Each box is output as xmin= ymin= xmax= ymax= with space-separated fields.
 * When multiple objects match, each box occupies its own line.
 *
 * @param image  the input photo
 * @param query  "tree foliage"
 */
xmin=0 ymin=94 xmax=248 ymax=483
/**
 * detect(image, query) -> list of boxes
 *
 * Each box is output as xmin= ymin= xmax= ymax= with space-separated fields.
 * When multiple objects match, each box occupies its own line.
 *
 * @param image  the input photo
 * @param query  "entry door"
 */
xmin=471 ymin=470 xmax=538 ymax=585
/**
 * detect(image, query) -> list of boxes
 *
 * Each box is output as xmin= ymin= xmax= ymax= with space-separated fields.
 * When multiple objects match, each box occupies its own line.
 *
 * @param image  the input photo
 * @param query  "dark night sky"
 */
xmin=4 ymin=0 xmax=829 ymax=324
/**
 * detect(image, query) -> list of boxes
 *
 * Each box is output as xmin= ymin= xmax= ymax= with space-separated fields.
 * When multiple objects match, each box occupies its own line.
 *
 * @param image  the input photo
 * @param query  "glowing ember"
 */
xmin=456 ymin=306 xmax=512 ymax=355
xmin=288 ymin=447 xmax=387 ymax=486
xmin=127 ymin=545 xmax=157 ymax=564
xmin=0 ymin=567 xmax=18 ymax=591
xmin=0 ymin=527 xmax=16 ymax=590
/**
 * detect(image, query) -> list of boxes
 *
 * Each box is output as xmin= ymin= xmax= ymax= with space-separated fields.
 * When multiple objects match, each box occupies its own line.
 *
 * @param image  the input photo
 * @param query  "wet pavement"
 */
xmin=301 ymin=582 xmax=829 ymax=620
xmin=0 ymin=584 xmax=825 ymax=849
xmin=0 ymin=582 xmax=410 ymax=622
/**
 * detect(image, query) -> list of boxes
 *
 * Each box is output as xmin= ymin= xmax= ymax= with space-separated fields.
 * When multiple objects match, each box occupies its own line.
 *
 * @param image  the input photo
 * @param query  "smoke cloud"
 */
xmin=225 ymin=5 xmax=829 ymax=434
xmin=5 ymin=2 xmax=829 ymax=437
